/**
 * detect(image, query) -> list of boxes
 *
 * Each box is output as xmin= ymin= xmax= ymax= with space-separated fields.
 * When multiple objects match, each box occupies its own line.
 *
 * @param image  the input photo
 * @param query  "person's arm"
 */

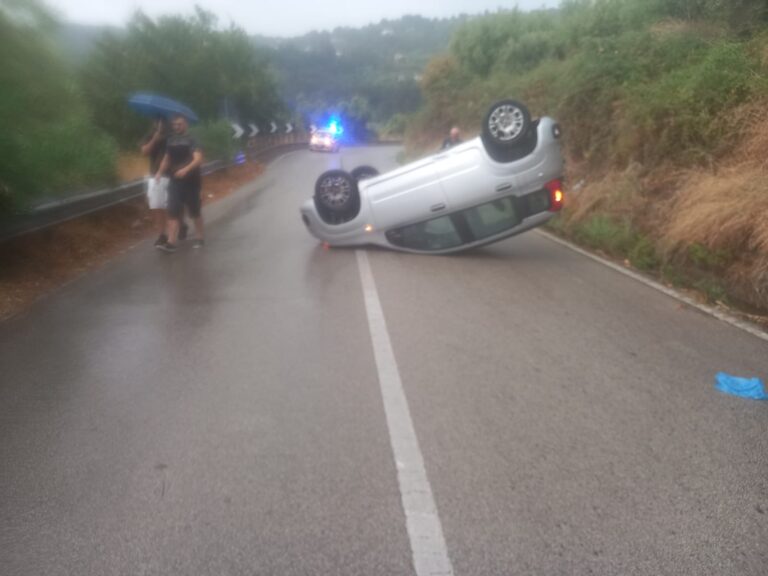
xmin=175 ymin=149 xmax=204 ymax=179
xmin=140 ymin=128 xmax=162 ymax=156
xmin=155 ymin=153 xmax=170 ymax=180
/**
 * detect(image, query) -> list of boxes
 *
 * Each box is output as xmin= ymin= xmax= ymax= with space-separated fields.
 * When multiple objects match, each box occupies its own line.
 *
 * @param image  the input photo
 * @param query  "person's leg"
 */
xmin=166 ymin=218 xmax=180 ymax=245
xmin=152 ymin=210 xmax=167 ymax=244
xmin=186 ymin=184 xmax=204 ymax=243
xmin=178 ymin=209 xmax=189 ymax=241
xmin=193 ymin=217 xmax=204 ymax=241
xmin=161 ymin=180 xmax=183 ymax=250
xmin=147 ymin=178 xmax=168 ymax=245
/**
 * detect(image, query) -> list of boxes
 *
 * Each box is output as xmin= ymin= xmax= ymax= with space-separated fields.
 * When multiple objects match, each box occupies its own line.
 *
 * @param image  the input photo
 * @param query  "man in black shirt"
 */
xmin=154 ymin=115 xmax=204 ymax=252
xmin=441 ymin=126 xmax=462 ymax=150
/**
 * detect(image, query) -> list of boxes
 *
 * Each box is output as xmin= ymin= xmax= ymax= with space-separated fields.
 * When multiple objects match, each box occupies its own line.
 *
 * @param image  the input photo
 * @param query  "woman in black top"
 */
xmin=141 ymin=119 xmax=170 ymax=245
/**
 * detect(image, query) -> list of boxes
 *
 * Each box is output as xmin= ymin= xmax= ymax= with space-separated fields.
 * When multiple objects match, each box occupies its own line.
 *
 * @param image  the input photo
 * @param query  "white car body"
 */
xmin=301 ymin=117 xmax=564 ymax=254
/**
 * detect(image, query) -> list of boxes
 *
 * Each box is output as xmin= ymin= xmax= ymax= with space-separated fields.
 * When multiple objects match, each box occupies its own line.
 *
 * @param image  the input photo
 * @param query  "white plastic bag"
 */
xmin=146 ymin=177 xmax=169 ymax=210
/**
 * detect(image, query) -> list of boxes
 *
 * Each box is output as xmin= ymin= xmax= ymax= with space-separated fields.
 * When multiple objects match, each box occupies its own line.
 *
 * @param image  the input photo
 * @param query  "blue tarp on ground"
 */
xmin=715 ymin=372 xmax=768 ymax=400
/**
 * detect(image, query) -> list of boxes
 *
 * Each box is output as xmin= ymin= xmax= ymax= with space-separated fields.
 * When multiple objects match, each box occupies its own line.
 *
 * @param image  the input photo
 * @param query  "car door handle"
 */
xmin=430 ymin=203 xmax=446 ymax=212
xmin=496 ymin=183 xmax=513 ymax=193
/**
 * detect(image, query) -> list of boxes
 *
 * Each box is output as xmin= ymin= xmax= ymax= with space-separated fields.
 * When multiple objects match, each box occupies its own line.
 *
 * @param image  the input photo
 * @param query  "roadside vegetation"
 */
xmin=406 ymin=0 xmax=768 ymax=313
xmin=258 ymin=15 xmax=461 ymax=132
xmin=0 ymin=1 xmax=282 ymax=217
xmin=0 ymin=0 xmax=117 ymax=215
xmin=3 ymin=3 xmax=462 ymax=217
xmin=80 ymin=8 xmax=282 ymax=148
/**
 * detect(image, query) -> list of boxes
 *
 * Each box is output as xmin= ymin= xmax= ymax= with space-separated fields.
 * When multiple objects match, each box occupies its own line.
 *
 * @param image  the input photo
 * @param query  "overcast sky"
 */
xmin=48 ymin=0 xmax=561 ymax=36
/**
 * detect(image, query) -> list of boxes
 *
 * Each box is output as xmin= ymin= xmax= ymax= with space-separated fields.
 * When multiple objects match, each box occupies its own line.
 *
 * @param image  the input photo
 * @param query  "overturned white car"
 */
xmin=300 ymin=100 xmax=565 ymax=254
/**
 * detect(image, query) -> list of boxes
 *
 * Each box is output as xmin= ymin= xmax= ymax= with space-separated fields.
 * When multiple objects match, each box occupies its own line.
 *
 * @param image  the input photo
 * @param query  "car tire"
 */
xmin=314 ymin=170 xmax=359 ymax=221
xmin=481 ymin=100 xmax=532 ymax=149
xmin=350 ymin=165 xmax=379 ymax=182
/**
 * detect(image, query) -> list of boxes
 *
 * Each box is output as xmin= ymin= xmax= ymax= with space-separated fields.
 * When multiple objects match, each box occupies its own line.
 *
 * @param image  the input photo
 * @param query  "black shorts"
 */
xmin=167 ymin=178 xmax=202 ymax=219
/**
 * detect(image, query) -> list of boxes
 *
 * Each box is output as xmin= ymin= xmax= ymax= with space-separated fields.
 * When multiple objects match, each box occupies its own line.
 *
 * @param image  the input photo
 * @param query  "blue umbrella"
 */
xmin=127 ymin=92 xmax=199 ymax=123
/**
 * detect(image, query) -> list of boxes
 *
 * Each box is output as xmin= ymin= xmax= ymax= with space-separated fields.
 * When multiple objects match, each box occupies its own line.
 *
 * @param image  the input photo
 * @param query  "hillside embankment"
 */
xmin=405 ymin=5 xmax=768 ymax=316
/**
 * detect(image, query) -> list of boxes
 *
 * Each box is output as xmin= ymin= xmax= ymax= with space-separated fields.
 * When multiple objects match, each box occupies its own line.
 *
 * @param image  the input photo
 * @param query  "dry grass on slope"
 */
xmin=660 ymin=105 xmax=768 ymax=308
xmin=663 ymin=169 xmax=768 ymax=259
xmin=555 ymin=100 xmax=768 ymax=312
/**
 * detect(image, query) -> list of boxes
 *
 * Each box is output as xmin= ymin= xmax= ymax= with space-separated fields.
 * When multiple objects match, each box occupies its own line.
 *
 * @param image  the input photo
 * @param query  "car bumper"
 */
xmin=309 ymin=143 xmax=337 ymax=152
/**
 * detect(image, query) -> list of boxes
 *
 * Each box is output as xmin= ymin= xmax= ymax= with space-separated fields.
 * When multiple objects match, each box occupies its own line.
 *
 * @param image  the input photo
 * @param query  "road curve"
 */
xmin=1 ymin=146 xmax=766 ymax=576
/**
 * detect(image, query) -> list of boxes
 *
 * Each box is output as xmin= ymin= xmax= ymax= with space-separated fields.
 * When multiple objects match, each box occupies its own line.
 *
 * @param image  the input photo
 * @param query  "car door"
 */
xmin=433 ymin=142 xmax=500 ymax=209
xmin=366 ymin=156 xmax=448 ymax=230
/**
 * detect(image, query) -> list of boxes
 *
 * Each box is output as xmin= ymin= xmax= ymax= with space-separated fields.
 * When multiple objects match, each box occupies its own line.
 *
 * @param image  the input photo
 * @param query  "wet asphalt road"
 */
xmin=1 ymin=146 xmax=767 ymax=576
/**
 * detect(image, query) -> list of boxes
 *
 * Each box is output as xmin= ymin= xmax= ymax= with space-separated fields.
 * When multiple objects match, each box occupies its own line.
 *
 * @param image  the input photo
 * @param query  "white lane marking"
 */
xmin=356 ymin=250 xmax=455 ymax=576
xmin=536 ymin=229 xmax=768 ymax=344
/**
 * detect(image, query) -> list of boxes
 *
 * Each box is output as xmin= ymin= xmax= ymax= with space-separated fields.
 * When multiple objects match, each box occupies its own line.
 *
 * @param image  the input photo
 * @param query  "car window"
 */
xmin=523 ymin=189 xmax=550 ymax=216
xmin=462 ymin=197 xmax=521 ymax=240
xmin=386 ymin=215 xmax=463 ymax=251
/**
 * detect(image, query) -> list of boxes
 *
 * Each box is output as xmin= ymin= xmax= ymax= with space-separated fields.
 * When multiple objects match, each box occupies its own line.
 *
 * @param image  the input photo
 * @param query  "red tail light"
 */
xmin=545 ymin=179 xmax=564 ymax=211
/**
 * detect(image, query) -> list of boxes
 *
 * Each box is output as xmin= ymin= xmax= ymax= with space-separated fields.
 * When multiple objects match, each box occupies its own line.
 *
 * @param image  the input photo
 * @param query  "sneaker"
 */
xmin=156 ymin=242 xmax=177 ymax=254
xmin=153 ymin=234 xmax=168 ymax=247
xmin=192 ymin=239 xmax=205 ymax=249
xmin=179 ymin=223 xmax=189 ymax=241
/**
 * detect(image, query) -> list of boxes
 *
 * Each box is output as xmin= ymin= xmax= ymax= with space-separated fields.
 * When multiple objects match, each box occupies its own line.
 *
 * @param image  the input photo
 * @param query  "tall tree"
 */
xmin=81 ymin=8 xmax=283 ymax=145
xmin=0 ymin=0 xmax=115 ymax=213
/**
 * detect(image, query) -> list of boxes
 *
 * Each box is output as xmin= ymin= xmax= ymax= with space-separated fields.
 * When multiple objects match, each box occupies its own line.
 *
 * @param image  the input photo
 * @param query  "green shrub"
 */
xmin=628 ymin=235 xmax=660 ymax=271
xmin=574 ymin=215 xmax=635 ymax=254
xmin=81 ymin=9 xmax=282 ymax=147
xmin=192 ymin=120 xmax=239 ymax=163
xmin=0 ymin=1 xmax=117 ymax=214
xmin=572 ymin=214 xmax=659 ymax=270
xmin=0 ymin=113 xmax=117 ymax=212
xmin=382 ymin=113 xmax=409 ymax=138
xmin=625 ymin=41 xmax=760 ymax=164
xmin=408 ymin=0 xmax=768 ymax=168
xmin=31 ymin=115 xmax=117 ymax=194
xmin=687 ymin=243 xmax=731 ymax=270
xmin=661 ymin=263 xmax=687 ymax=287
xmin=693 ymin=277 xmax=729 ymax=303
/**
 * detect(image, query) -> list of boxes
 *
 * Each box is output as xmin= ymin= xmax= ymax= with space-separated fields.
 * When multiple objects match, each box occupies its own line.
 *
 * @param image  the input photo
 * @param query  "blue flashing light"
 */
xmin=327 ymin=119 xmax=343 ymax=135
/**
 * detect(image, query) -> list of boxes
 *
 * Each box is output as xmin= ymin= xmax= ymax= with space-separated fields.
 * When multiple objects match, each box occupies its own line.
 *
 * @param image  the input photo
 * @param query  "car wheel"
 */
xmin=314 ymin=170 xmax=358 ymax=215
xmin=350 ymin=165 xmax=379 ymax=182
xmin=482 ymin=100 xmax=531 ymax=149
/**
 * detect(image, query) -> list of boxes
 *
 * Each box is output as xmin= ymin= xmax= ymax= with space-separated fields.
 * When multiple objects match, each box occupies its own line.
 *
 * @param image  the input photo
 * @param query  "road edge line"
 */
xmin=356 ymin=250 xmax=455 ymax=576
xmin=536 ymin=229 xmax=768 ymax=344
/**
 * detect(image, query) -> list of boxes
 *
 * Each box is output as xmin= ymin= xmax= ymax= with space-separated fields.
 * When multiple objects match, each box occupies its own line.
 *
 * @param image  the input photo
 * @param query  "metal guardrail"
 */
xmin=0 ymin=142 xmax=309 ymax=242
